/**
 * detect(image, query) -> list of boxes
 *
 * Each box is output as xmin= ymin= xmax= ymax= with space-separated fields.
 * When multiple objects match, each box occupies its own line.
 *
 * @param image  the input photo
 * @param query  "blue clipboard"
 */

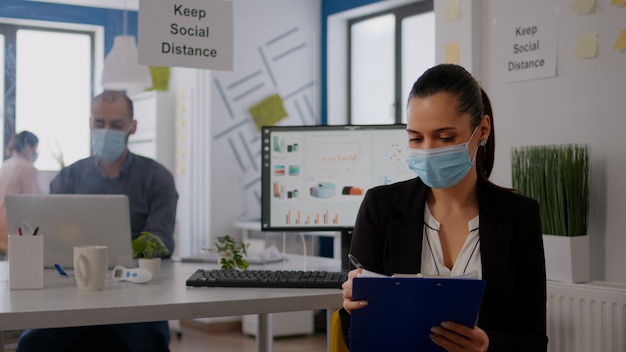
xmin=349 ymin=277 xmax=486 ymax=352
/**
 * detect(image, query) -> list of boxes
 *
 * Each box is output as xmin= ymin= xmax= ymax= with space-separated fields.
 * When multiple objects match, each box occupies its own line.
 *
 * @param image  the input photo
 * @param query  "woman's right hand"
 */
xmin=341 ymin=268 xmax=368 ymax=314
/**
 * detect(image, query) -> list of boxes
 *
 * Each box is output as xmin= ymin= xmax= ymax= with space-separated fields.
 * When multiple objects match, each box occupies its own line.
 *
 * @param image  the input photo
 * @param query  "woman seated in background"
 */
xmin=0 ymin=131 xmax=41 ymax=256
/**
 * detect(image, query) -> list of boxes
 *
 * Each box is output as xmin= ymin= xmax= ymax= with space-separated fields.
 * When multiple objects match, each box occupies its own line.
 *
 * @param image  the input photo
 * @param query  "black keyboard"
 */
xmin=185 ymin=269 xmax=348 ymax=289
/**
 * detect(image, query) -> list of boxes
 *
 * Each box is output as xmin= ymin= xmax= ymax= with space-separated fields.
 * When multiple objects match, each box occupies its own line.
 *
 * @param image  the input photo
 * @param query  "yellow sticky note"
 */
xmin=146 ymin=66 xmax=170 ymax=91
xmin=445 ymin=43 xmax=460 ymax=64
xmin=575 ymin=34 xmax=598 ymax=59
xmin=614 ymin=29 xmax=626 ymax=50
xmin=443 ymin=0 xmax=460 ymax=21
xmin=611 ymin=0 xmax=626 ymax=5
xmin=570 ymin=0 xmax=596 ymax=14
xmin=249 ymin=94 xmax=288 ymax=131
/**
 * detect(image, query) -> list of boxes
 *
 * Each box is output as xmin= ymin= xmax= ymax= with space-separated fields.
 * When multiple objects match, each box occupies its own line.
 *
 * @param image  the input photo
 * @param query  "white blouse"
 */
xmin=420 ymin=205 xmax=482 ymax=279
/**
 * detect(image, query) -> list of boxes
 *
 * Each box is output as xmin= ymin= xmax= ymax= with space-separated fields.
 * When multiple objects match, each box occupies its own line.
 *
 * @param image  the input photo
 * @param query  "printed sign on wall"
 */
xmin=493 ymin=12 xmax=556 ymax=82
xmin=138 ymin=0 xmax=233 ymax=70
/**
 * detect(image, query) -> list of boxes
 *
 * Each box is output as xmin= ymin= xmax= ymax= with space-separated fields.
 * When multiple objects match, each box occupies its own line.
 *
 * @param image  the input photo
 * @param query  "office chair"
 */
xmin=330 ymin=310 xmax=349 ymax=352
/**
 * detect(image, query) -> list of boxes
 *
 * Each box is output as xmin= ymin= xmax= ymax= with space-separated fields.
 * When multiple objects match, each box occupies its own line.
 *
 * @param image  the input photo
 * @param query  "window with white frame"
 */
xmin=0 ymin=20 xmax=98 ymax=171
xmin=348 ymin=0 xmax=434 ymax=125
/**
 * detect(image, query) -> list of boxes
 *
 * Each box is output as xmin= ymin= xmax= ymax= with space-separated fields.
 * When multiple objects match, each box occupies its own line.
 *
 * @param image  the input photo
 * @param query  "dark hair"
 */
xmin=408 ymin=64 xmax=495 ymax=179
xmin=92 ymin=90 xmax=134 ymax=120
xmin=10 ymin=131 xmax=39 ymax=154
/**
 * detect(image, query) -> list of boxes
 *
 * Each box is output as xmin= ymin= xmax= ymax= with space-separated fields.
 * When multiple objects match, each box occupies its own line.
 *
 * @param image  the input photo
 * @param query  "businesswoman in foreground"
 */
xmin=340 ymin=64 xmax=548 ymax=351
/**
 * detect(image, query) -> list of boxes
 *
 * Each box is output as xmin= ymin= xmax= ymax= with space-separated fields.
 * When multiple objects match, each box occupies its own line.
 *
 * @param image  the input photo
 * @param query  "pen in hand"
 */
xmin=348 ymin=254 xmax=387 ymax=278
xmin=348 ymin=253 xmax=363 ymax=269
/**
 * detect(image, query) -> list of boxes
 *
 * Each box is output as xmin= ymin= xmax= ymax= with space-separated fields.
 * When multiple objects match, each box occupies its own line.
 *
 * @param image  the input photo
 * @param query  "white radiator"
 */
xmin=547 ymin=281 xmax=626 ymax=352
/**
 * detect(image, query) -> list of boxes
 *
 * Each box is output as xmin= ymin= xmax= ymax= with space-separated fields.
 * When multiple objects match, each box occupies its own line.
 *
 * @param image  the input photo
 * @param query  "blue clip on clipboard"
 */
xmin=349 ymin=277 xmax=486 ymax=352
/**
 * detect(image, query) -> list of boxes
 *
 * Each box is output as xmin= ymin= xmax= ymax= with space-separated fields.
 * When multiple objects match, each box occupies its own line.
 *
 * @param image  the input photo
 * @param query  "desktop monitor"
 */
xmin=260 ymin=124 xmax=416 ymax=232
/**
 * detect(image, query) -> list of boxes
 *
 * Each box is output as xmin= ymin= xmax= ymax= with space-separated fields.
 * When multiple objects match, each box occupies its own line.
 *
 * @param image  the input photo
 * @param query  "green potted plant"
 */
xmin=132 ymin=231 xmax=170 ymax=279
xmin=210 ymin=235 xmax=250 ymax=270
xmin=511 ymin=144 xmax=590 ymax=282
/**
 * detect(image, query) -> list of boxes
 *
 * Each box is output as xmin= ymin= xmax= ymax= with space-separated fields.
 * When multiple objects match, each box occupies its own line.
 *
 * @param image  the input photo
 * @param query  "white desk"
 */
xmin=0 ymin=255 xmax=343 ymax=352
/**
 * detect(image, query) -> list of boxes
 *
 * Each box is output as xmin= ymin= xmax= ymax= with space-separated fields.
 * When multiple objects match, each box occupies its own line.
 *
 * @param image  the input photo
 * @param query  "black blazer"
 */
xmin=340 ymin=177 xmax=548 ymax=351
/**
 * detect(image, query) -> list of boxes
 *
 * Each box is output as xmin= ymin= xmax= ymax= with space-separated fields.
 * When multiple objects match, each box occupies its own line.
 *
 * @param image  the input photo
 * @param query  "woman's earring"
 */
xmin=480 ymin=139 xmax=487 ymax=146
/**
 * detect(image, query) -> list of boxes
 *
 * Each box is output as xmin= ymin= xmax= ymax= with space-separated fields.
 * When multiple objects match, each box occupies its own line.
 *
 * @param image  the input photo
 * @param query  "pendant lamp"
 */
xmin=101 ymin=5 xmax=152 ymax=91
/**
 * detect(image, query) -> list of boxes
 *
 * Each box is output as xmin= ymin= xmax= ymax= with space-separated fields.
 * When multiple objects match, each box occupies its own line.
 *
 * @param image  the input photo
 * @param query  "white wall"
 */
xmin=173 ymin=0 xmax=626 ymax=283
xmin=171 ymin=0 xmax=321 ymax=246
xmin=477 ymin=0 xmax=626 ymax=282
xmin=330 ymin=0 xmax=625 ymax=283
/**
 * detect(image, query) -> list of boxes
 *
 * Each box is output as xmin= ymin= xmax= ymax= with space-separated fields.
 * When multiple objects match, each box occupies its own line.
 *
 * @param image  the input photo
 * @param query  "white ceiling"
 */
xmin=27 ymin=0 xmax=139 ymax=10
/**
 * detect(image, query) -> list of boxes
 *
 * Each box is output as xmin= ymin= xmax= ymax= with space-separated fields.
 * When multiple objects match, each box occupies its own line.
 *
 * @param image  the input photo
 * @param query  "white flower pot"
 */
xmin=138 ymin=258 xmax=161 ymax=280
xmin=542 ymin=234 xmax=589 ymax=283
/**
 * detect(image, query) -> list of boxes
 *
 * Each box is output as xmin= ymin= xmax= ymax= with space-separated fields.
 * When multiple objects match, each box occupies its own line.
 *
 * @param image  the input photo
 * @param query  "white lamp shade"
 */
xmin=101 ymin=35 xmax=153 ymax=91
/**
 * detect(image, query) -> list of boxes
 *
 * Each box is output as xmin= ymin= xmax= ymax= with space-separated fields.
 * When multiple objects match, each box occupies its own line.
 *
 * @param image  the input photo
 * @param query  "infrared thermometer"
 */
xmin=111 ymin=265 xmax=153 ymax=283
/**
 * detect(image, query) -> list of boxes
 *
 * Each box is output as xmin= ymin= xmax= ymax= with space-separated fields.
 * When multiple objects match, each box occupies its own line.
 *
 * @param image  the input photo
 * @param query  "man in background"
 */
xmin=17 ymin=90 xmax=178 ymax=352
xmin=50 ymin=90 xmax=177 ymax=254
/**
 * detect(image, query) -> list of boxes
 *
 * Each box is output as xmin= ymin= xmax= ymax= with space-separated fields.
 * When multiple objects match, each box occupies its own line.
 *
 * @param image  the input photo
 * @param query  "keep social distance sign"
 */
xmin=138 ymin=0 xmax=233 ymax=71
xmin=493 ymin=11 xmax=556 ymax=83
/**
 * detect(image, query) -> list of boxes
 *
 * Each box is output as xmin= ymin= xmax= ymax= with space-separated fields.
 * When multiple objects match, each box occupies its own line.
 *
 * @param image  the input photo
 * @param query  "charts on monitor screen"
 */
xmin=261 ymin=124 xmax=415 ymax=231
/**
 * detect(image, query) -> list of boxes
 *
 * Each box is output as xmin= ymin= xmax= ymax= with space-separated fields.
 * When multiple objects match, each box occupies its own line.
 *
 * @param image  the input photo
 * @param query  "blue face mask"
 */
xmin=91 ymin=129 xmax=128 ymax=162
xmin=407 ymin=128 xmax=479 ymax=189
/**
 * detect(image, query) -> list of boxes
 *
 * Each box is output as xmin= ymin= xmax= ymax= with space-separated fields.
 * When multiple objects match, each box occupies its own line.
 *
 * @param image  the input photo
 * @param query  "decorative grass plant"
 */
xmin=511 ymin=144 xmax=589 ymax=236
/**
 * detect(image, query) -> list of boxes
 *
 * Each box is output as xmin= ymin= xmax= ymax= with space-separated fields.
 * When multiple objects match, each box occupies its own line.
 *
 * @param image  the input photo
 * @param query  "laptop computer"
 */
xmin=5 ymin=194 xmax=135 ymax=269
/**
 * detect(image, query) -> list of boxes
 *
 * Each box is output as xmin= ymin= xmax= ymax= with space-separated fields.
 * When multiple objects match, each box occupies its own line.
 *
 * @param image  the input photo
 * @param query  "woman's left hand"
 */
xmin=429 ymin=321 xmax=489 ymax=352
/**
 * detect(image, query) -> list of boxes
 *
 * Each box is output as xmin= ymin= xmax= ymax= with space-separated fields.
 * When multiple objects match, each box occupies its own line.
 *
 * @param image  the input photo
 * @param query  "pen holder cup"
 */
xmin=8 ymin=234 xmax=44 ymax=289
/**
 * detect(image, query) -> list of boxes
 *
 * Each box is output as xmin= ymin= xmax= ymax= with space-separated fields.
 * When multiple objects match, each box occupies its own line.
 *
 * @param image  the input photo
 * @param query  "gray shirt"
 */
xmin=49 ymin=153 xmax=178 ymax=256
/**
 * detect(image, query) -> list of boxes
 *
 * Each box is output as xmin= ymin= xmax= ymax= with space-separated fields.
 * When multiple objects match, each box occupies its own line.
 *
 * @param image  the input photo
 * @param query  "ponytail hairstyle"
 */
xmin=408 ymin=64 xmax=495 ymax=180
xmin=6 ymin=131 xmax=39 ymax=157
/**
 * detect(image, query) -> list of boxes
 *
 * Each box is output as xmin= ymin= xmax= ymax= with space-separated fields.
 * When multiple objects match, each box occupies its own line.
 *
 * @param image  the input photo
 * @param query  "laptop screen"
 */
xmin=5 ymin=194 xmax=135 ymax=268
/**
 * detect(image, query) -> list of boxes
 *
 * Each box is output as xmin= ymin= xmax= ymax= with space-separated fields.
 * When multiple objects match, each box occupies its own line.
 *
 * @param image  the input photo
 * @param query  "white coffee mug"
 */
xmin=73 ymin=245 xmax=108 ymax=291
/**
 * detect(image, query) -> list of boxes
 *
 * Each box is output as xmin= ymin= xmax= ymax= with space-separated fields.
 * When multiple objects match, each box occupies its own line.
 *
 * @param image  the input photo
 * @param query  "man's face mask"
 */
xmin=91 ymin=128 xmax=128 ymax=162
